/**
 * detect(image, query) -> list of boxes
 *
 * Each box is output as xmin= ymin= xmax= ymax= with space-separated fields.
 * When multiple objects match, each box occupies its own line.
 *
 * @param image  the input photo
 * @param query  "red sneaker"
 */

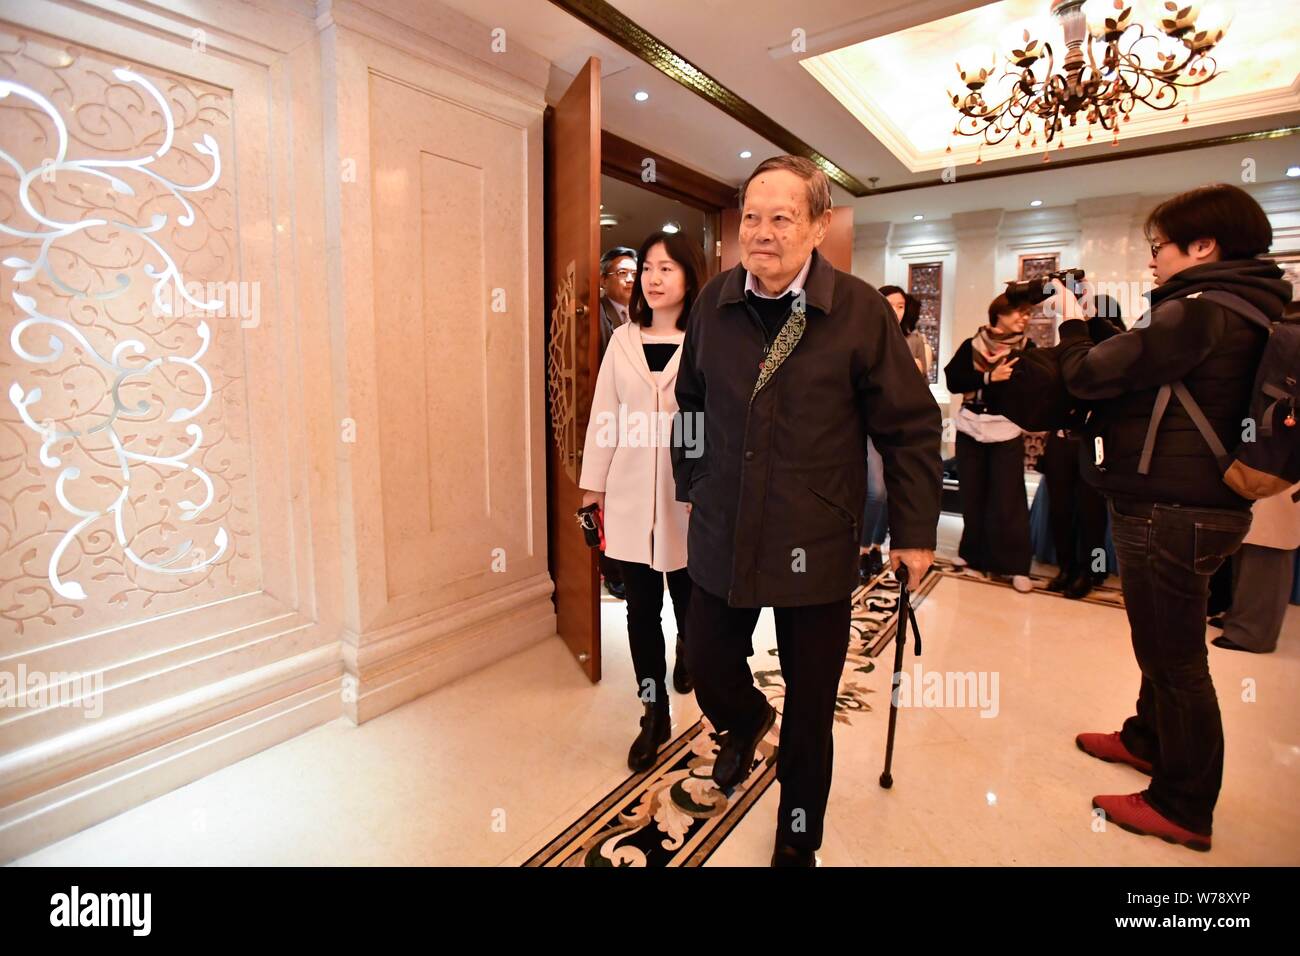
xmin=1076 ymin=732 xmax=1153 ymax=775
xmin=1092 ymin=793 xmax=1212 ymax=852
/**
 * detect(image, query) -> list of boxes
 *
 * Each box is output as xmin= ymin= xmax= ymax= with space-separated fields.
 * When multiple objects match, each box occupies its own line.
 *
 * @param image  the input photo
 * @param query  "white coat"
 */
xmin=1243 ymin=481 xmax=1300 ymax=551
xmin=578 ymin=322 xmax=690 ymax=572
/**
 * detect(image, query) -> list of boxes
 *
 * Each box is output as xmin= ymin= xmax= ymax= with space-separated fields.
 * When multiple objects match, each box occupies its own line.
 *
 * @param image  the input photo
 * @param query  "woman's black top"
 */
xmin=642 ymin=342 xmax=679 ymax=372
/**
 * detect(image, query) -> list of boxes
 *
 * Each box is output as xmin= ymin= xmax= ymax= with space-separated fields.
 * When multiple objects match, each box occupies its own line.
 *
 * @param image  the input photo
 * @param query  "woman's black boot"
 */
xmin=628 ymin=699 xmax=671 ymax=772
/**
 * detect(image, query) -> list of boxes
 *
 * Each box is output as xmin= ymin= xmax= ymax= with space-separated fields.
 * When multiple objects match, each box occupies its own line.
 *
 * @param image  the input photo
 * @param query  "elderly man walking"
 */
xmin=672 ymin=156 xmax=942 ymax=866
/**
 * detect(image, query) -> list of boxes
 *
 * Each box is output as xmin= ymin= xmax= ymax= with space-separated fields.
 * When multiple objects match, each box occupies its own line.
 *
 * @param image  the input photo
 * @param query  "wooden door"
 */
xmin=544 ymin=58 xmax=602 ymax=681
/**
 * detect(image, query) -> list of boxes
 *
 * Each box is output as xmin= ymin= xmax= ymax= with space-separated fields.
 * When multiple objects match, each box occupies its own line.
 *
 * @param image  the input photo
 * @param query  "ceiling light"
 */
xmin=739 ymin=150 xmax=752 ymax=159
xmin=913 ymin=214 xmax=924 ymax=221
xmin=662 ymin=221 xmax=680 ymax=234
xmin=949 ymin=0 xmax=1229 ymax=154
xmin=634 ymin=90 xmax=649 ymax=102
xmin=1030 ymin=199 xmax=1043 ymax=207
xmin=1288 ymin=166 xmax=1300 ymax=178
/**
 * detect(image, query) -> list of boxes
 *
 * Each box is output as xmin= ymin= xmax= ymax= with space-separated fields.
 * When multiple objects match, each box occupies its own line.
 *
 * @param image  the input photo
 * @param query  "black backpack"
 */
xmin=1137 ymin=290 xmax=1300 ymax=500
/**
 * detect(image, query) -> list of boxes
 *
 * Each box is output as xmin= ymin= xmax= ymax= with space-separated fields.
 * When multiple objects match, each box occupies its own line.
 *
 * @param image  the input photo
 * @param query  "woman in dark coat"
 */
xmin=943 ymin=293 xmax=1035 ymax=591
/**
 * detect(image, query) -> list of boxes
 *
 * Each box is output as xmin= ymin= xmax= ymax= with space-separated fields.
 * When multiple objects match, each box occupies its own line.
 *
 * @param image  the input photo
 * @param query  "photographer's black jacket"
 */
xmin=1057 ymin=259 xmax=1290 ymax=509
xmin=672 ymin=248 xmax=942 ymax=607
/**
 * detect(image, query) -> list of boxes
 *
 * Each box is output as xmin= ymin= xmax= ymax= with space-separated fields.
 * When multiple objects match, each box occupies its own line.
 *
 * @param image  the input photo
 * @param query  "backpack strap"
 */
xmin=1197 ymin=290 xmax=1274 ymax=332
xmin=1137 ymin=382 xmax=1231 ymax=475
xmin=1137 ymin=385 xmax=1172 ymax=475
xmin=1137 ymin=291 xmax=1275 ymax=476
xmin=1170 ymin=381 xmax=1231 ymax=468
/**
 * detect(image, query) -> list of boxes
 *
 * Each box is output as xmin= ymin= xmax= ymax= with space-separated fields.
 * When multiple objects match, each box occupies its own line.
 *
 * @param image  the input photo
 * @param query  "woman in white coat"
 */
xmin=580 ymin=231 xmax=708 ymax=771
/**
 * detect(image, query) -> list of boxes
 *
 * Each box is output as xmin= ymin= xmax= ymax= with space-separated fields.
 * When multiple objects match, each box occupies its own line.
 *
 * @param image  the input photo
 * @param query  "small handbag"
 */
xmin=576 ymin=503 xmax=605 ymax=550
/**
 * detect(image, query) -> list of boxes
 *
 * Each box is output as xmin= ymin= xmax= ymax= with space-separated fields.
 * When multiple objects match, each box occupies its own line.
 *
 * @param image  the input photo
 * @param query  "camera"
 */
xmin=1005 ymin=268 xmax=1086 ymax=307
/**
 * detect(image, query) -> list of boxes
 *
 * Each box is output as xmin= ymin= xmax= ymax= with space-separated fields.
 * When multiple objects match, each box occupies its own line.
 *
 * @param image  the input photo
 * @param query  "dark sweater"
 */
xmin=744 ymin=290 xmax=795 ymax=343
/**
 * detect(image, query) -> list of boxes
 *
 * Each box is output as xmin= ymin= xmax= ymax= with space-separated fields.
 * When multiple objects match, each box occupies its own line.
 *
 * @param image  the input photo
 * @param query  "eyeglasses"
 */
xmin=1149 ymin=240 xmax=1173 ymax=258
xmin=604 ymin=268 xmax=637 ymax=280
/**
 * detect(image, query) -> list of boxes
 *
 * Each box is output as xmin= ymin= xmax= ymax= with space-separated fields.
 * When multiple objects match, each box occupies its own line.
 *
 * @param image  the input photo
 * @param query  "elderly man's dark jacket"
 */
xmin=672 ymin=248 xmax=942 ymax=608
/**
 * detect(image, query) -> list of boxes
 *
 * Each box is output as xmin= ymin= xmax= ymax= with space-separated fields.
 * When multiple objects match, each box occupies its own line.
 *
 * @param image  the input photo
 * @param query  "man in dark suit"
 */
xmin=673 ymin=156 xmax=942 ymax=866
xmin=595 ymin=246 xmax=637 ymax=600
xmin=598 ymin=246 xmax=637 ymax=354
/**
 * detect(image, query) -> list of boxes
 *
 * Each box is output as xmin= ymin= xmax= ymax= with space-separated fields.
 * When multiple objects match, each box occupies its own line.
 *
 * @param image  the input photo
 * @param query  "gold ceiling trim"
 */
xmin=547 ymin=0 xmax=871 ymax=197
xmin=864 ymin=125 xmax=1300 ymax=195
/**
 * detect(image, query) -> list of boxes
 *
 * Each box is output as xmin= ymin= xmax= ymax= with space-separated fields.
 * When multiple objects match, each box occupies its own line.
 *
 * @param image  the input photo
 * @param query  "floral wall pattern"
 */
xmin=0 ymin=30 xmax=255 ymax=639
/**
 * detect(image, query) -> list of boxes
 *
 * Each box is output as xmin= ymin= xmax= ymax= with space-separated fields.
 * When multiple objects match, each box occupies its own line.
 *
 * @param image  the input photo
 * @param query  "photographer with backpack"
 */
xmin=1051 ymin=183 xmax=1293 ymax=852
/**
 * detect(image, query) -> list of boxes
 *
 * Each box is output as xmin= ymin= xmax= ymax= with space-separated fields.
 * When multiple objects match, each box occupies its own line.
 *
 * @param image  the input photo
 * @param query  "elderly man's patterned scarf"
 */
xmin=750 ymin=298 xmax=807 ymax=403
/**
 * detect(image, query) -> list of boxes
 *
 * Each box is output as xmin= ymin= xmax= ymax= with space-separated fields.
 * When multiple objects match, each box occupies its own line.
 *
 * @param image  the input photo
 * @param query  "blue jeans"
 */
xmin=861 ymin=438 xmax=888 ymax=548
xmin=1109 ymin=499 xmax=1252 ymax=834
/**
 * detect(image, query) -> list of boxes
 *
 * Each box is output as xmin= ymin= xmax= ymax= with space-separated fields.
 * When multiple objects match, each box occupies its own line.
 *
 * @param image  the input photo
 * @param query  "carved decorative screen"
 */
xmin=907 ymin=261 xmax=941 ymax=384
xmin=1018 ymin=253 xmax=1060 ymax=350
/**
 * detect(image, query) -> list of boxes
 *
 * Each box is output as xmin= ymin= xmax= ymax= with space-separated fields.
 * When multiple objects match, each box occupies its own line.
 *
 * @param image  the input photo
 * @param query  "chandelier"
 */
xmin=948 ymin=0 xmax=1229 ymax=161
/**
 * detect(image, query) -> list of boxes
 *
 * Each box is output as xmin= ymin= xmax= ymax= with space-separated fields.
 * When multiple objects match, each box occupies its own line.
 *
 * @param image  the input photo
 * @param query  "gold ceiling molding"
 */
xmin=864 ymin=124 xmax=1300 ymax=195
xmin=547 ymin=0 xmax=871 ymax=196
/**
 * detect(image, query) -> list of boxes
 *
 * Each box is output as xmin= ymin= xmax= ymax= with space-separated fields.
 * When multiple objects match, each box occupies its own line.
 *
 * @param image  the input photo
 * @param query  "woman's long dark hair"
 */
xmin=878 ymin=284 xmax=922 ymax=335
xmin=628 ymin=231 xmax=708 ymax=330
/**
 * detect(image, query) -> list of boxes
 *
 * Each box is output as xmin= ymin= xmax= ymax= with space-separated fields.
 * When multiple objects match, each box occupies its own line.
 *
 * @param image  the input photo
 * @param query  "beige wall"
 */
xmin=0 ymin=0 xmax=555 ymax=861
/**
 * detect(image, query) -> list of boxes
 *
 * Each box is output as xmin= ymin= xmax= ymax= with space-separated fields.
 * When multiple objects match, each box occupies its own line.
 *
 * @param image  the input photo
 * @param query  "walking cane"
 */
xmin=880 ymin=562 xmax=924 ymax=789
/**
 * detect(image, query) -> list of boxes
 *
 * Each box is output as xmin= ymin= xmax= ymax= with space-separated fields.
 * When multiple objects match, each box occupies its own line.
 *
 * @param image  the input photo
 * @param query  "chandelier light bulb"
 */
xmin=1193 ymin=2 xmax=1231 ymax=35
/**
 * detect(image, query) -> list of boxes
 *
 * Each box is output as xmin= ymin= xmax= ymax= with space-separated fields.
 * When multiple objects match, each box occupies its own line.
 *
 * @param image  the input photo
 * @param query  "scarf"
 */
xmin=962 ymin=323 xmax=1027 ymax=404
xmin=971 ymin=323 xmax=1028 ymax=373
xmin=750 ymin=298 xmax=807 ymax=404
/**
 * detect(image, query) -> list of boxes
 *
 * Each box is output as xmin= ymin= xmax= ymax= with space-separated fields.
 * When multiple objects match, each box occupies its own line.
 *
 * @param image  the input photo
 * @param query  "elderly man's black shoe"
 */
xmin=771 ymin=842 xmax=817 ymax=867
xmin=712 ymin=702 xmax=776 ymax=790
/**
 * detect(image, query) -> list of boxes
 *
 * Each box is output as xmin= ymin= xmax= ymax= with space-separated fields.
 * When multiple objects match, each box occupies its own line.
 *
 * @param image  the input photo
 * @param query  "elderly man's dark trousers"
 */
xmin=686 ymin=583 xmax=850 ymax=851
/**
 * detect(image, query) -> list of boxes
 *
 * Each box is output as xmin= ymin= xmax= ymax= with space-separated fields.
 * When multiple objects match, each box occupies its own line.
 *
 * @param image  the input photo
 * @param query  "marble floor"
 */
xmin=12 ymin=523 xmax=1300 ymax=867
